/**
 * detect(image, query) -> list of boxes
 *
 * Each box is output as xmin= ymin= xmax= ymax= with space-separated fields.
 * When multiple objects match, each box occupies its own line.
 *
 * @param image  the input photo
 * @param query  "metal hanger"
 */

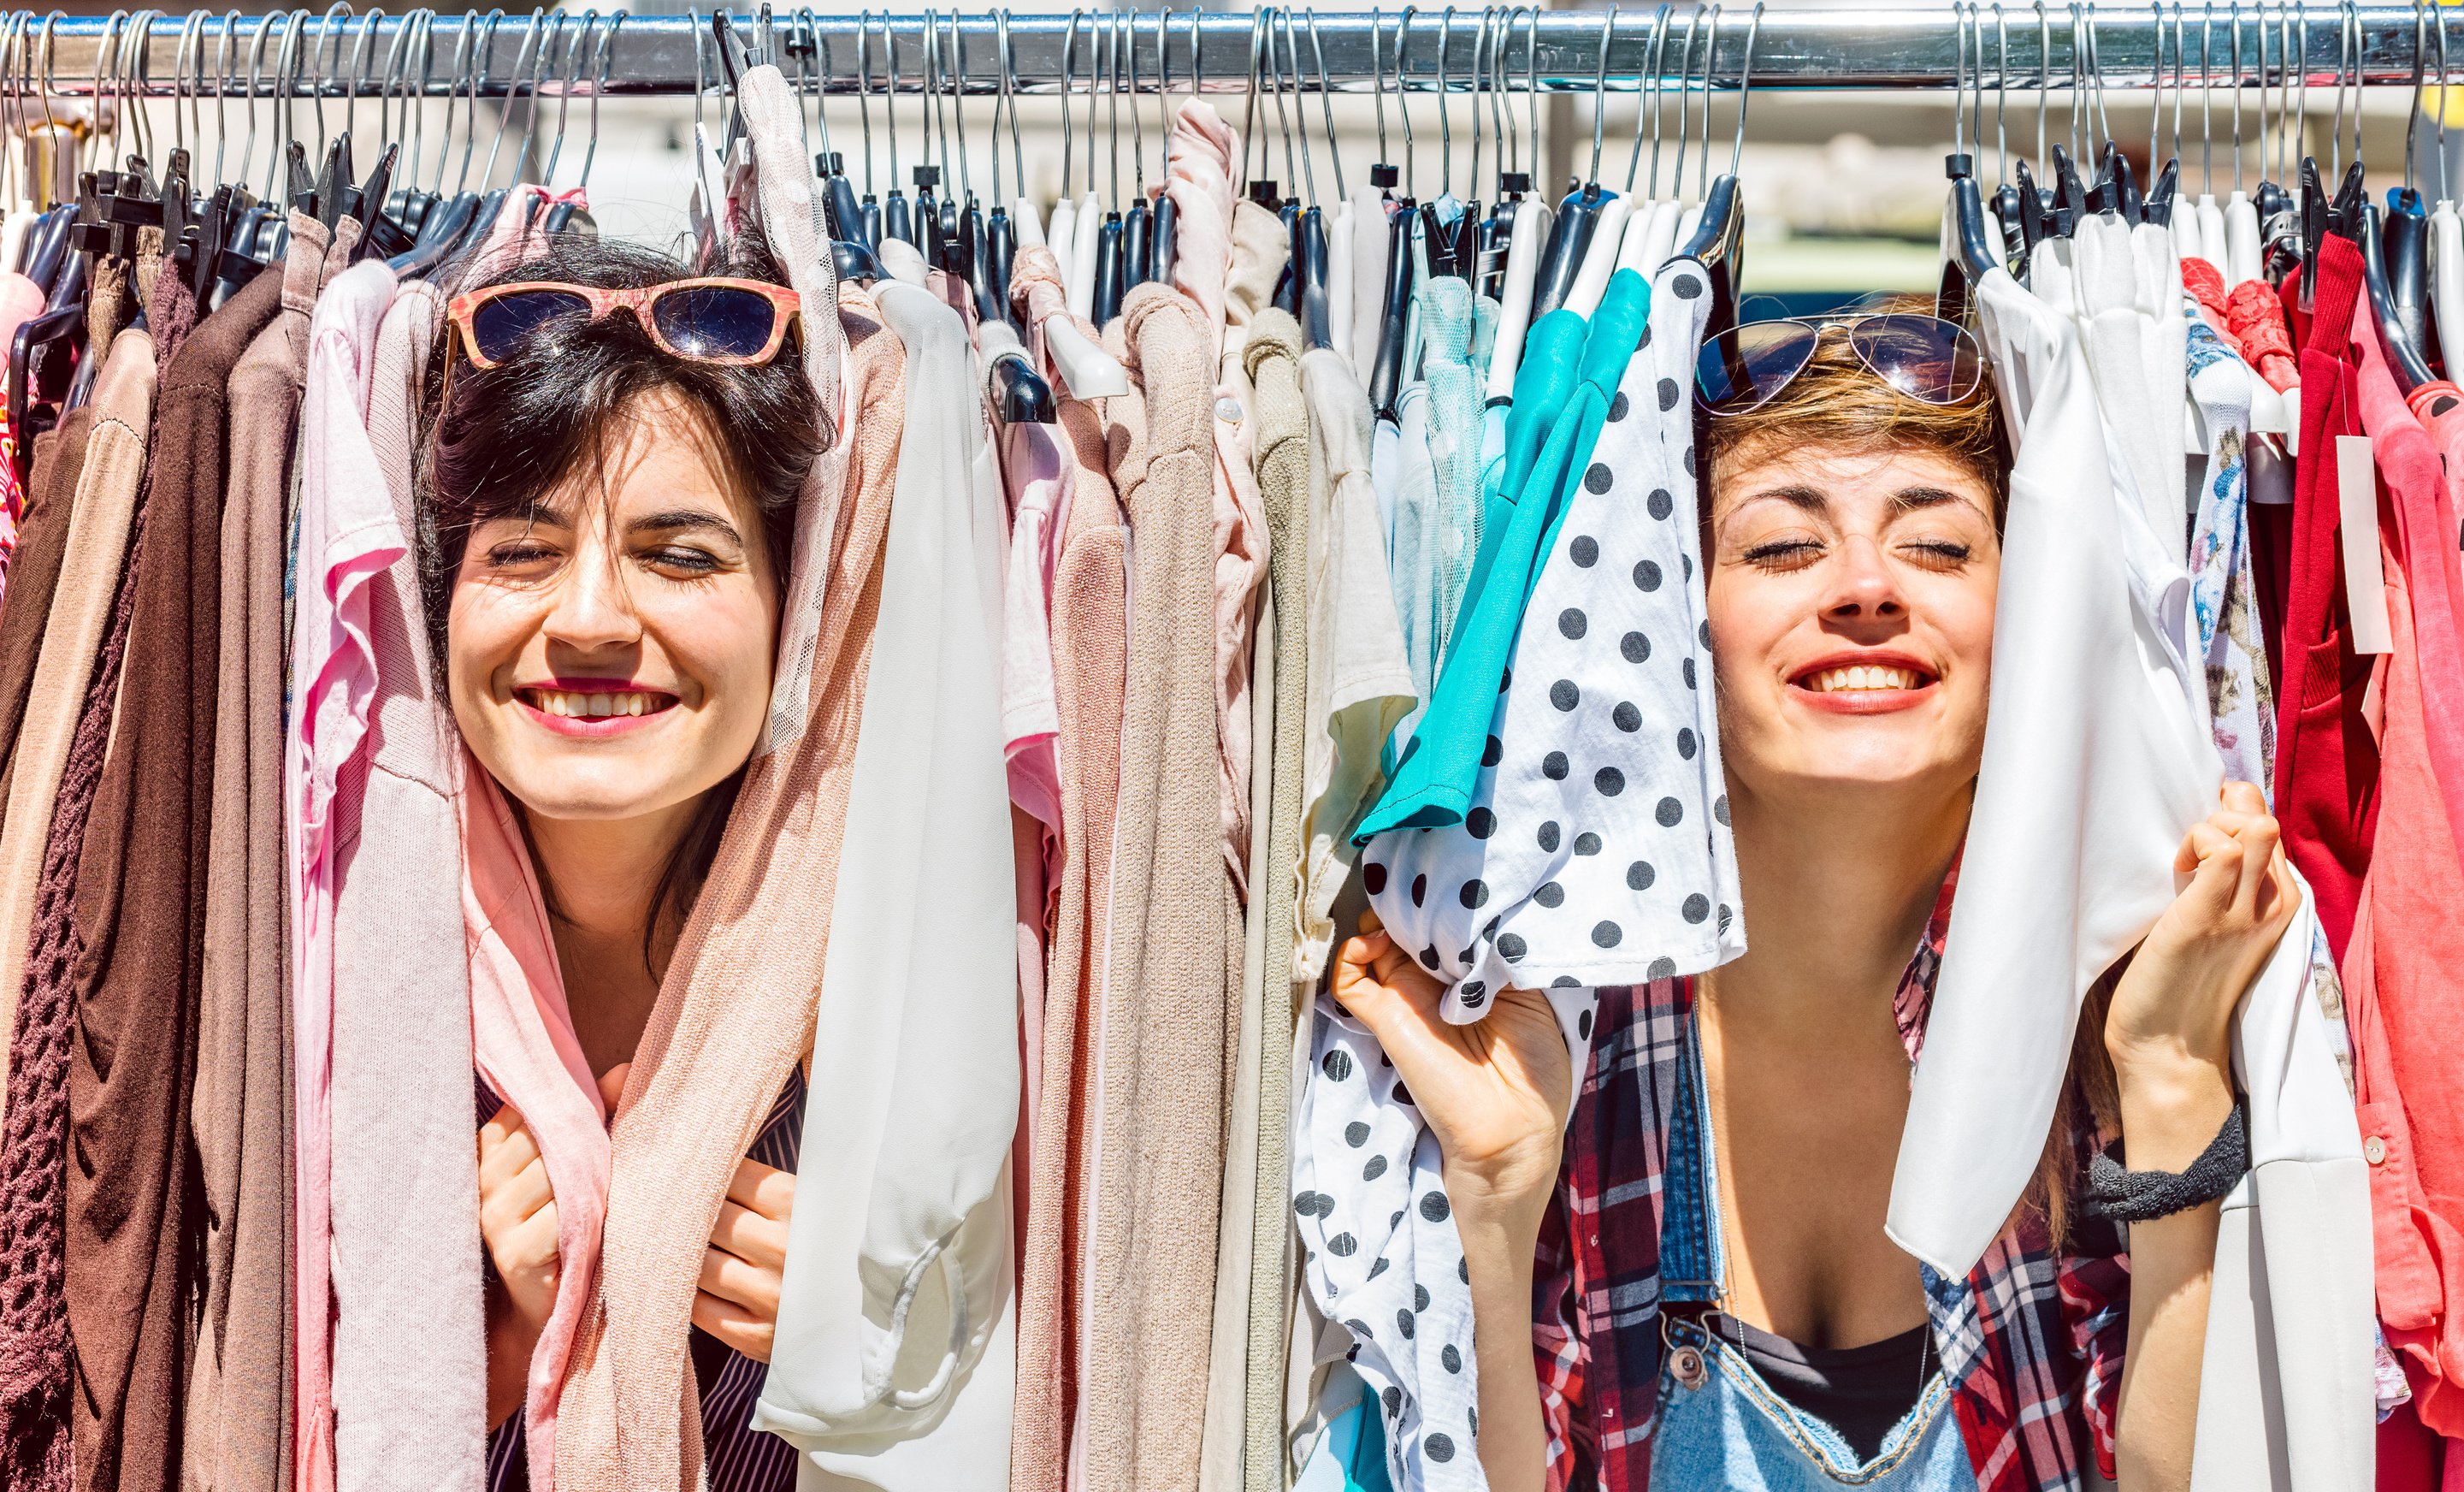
xmin=1368 ymin=4 xmax=1417 ymax=416
xmin=1281 ymin=7 xmax=1332 ymax=344
xmin=1528 ymin=4 xmax=1623 ymax=320
xmin=1090 ymin=9 xmax=1126 ymax=323
xmin=1675 ymin=1 xmax=1759 ymax=341
xmin=1119 ymin=8 xmax=1151 ymax=294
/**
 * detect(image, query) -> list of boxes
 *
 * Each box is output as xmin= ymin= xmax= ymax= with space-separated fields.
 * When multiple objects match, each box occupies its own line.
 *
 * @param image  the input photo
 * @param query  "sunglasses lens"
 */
xmin=1847 ymin=315 xmax=1983 ymax=405
xmin=1694 ymin=322 xmax=1821 ymax=412
xmin=651 ymin=285 xmax=784 ymax=360
xmin=468 ymin=289 xmax=593 ymax=364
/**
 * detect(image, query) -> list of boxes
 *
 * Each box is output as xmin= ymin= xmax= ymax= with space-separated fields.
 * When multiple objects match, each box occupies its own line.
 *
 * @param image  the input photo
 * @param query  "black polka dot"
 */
xmin=1592 ymin=920 xmax=1624 ymax=948
xmin=1418 ymin=945 xmax=1440 ymax=969
xmin=1457 ymin=948 xmax=1474 ymax=968
xmin=1673 ymin=272 xmax=1705 ymax=299
xmin=1468 ymin=1406 xmax=1479 ymax=1436
xmin=1677 ymin=727 xmax=1698 ymax=759
xmin=1322 ymin=1049 xmax=1354 ymax=1081
xmin=1577 ymin=1007 xmax=1594 ymax=1040
xmin=1533 ymin=879 xmax=1565 ymax=909
xmin=1483 ymin=915 xmax=1502 ymax=939
xmin=1498 ymin=665 xmax=1512 ymax=692
xmin=1410 ymin=873 xmax=1427 ymax=906
xmin=1607 ymin=390 xmax=1631 ymax=421
xmin=1681 ymin=656 xmax=1698 ymax=690
xmin=1363 ymin=862 xmax=1388 ymax=894
xmin=1573 ymin=832 xmax=1603 ymax=856
xmin=1584 ymin=462 xmax=1614 ymax=494
xmin=1628 ymin=860 xmax=1656 ymax=891
xmin=1594 ymin=767 xmax=1626 ymax=796
xmin=1415 ymin=1285 xmax=1432 ymax=1311
xmin=1542 ymin=751 xmax=1570 ymax=781
xmin=1699 ymin=619 xmax=1713 ymax=649
xmin=1420 ymin=1190 xmax=1452 ymax=1222
xmin=1718 ymin=903 xmax=1735 ymax=934
xmin=1613 ymin=701 xmax=1643 ymax=732
xmin=1683 ymin=552 xmax=1694 ymax=583
xmin=1640 ymin=323 xmax=1654 ymax=347
xmin=1466 ymin=806 xmax=1496 ymax=838
xmin=1683 ymin=445 xmax=1697 ymax=478
xmin=1646 ymin=488 xmax=1674 ymax=520
xmin=1648 ymin=956 xmax=1678 ymax=980
xmin=1714 ymin=794 xmax=1731 ymax=826
xmin=1569 ymin=534 xmax=1599 ymax=566
xmin=1550 ymin=678 xmax=1580 ymax=711
xmin=1621 ymin=631 xmax=1652 ymax=666
xmin=1459 ymin=1257 xmax=1470 ymax=1283
xmin=1656 ymin=796 xmax=1685 ymax=827
xmin=1498 ymin=933 xmax=1527 ymax=962
xmin=1443 ymin=1344 xmax=1464 ymax=1373
xmin=1480 ymin=734 xmax=1504 ymax=767
xmin=1426 ymin=1432 xmax=1457 ymax=1462
xmin=1683 ymin=892 xmax=1711 ymax=924
xmin=1657 ymin=376 xmax=1681 ymax=411
xmin=1392 ymin=1081 xmax=1415 ymax=1107
xmin=1395 ymin=1306 xmax=1416 ymax=1339
xmin=1537 ymin=820 xmax=1562 ymax=852
xmin=1558 ymin=607 xmax=1587 ymax=641
xmin=1552 ymin=974 xmax=1581 ymax=987
xmin=1459 ymin=980 xmax=1487 ymax=1007
xmin=1328 ymin=1231 xmax=1358 ymax=1256
xmin=1296 ymin=1191 xmax=1331 ymax=1217
xmin=1634 ymin=559 xmax=1663 ymax=592
xmin=1368 ymin=1257 xmax=1391 ymax=1279
xmin=1346 ymin=1121 xmax=1371 ymax=1147
xmin=1459 ymin=879 xmax=1490 ymax=909
xmin=1380 ymin=1383 xmax=1399 ymax=1412
xmin=1363 ymin=1155 xmax=1389 ymax=1181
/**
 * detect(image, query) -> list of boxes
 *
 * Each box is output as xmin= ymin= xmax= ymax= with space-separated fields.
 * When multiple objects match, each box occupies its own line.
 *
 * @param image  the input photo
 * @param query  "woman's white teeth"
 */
xmin=1811 ymin=665 xmax=1918 ymax=693
xmin=533 ymin=690 xmax=657 ymax=718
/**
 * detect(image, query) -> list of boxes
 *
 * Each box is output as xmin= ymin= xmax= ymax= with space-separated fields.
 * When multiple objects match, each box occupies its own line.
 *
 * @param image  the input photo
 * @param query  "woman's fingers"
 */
xmin=696 ymin=1241 xmax=782 ymax=1315
xmin=709 ymin=1198 xmax=791 ymax=1272
xmin=690 ymin=1289 xmax=775 ymax=1365
xmin=724 ymin=1157 xmax=796 ymax=1223
xmin=480 ymin=1152 xmax=557 ymax=1233
xmin=477 ymin=1109 xmax=541 ymax=1190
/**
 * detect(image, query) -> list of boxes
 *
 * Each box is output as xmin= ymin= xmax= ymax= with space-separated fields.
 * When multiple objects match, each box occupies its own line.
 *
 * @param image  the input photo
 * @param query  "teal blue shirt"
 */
xmin=1355 ymin=268 xmax=1652 ymax=840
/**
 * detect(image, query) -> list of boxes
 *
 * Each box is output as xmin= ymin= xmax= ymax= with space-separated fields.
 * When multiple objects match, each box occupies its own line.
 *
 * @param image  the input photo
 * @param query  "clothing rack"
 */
xmin=5 ymin=6 xmax=2451 ymax=100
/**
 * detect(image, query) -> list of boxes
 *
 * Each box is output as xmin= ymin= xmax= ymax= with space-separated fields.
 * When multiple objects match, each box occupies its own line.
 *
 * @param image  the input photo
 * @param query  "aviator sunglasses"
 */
xmin=1693 ymin=311 xmax=1985 ymax=417
xmin=446 ymin=276 xmax=805 ymax=370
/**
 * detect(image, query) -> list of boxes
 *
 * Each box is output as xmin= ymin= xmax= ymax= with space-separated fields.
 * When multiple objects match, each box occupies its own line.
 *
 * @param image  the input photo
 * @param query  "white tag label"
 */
xmin=2336 ymin=435 xmax=2394 ymax=655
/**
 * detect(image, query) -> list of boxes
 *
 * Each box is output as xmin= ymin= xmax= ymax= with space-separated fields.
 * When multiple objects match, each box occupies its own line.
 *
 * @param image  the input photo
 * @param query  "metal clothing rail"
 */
xmin=1 ymin=5 xmax=2449 ymax=100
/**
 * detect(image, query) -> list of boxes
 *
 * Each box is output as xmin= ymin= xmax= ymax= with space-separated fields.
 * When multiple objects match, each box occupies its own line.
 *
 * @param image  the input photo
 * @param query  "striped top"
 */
xmin=478 ymin=1068 xmax=808 ymax=1492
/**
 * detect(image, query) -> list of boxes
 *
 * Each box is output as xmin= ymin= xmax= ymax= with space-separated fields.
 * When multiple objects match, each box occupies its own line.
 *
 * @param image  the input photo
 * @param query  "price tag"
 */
xmin=2336 ymin=435 xmax=2394 ymax=655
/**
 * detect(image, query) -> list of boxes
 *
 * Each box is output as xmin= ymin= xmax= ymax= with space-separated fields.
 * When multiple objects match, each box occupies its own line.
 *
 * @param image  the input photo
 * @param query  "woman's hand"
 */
xmin=2106 ymin=780 xmax=2300 ymax=1086
xmin=1329 ymin=910 xmax=1573 ymax=1229
xmin=479 ymin=1064 xmax=625 ymax=1428
xmin=692 ymin=1157 xmax=797 ymax=1364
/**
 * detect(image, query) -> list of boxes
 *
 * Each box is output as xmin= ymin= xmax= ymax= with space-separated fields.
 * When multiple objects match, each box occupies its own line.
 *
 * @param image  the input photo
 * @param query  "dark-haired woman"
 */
xmin=1332 ymin=298 xmax=2298 ymax=1492
xmin=423 ymin=236 xmax=821 ymax=1490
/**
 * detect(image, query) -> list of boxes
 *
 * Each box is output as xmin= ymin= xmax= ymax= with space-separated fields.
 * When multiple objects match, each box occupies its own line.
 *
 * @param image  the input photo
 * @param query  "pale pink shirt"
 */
xmin=1170 ymin=99 xmax=1269 ymax=899
xmin=1002 ymin=420 xmax=1071 ymax=833
xmin=288 ymin=258 xmax=401 ymax=1492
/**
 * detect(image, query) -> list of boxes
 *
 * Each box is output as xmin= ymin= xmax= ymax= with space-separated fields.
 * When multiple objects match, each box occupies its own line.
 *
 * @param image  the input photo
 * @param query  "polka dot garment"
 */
xmin=1362 ymin=258 xmax=1742 ymax=1020
xmin=1296 ymin=259 xmax=1744 ymax=1492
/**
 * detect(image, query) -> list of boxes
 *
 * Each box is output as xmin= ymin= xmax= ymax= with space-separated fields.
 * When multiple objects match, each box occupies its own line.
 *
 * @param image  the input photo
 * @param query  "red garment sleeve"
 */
xmin=1530 ymin=1186 xmax=1587 ymax=1492
xmin=2227 ymin=278 xmax=2302 ymax=392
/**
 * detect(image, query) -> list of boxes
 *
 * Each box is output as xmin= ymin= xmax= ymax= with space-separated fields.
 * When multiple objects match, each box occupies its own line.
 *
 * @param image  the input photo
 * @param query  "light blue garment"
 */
xmin=1391 ymin=389 xmax=1440 ymax=697
xmin=1297 ymin=1384 xmax=1396 ymax=1492
xmin=1651 ymin=1019 xmax=1977 ymax=1492
xmin=1421 ymin=275 xmax=1486 ymax=670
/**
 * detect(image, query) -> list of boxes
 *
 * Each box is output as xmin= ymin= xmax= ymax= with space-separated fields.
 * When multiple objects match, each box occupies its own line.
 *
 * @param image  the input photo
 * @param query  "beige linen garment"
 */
xmin=1238 ymin=305 xmax=1312 ymax=1492
xmin=550 ymin=293 xmax=904 ymax=1492
xmin=0 ymin=326 xmax=155 ymax=1105
xmin=1079 ymin=281 xmax=1237 ymax=1492
xmin=1007 ymin=246 xmax=1131 ymax=1492
xmin=186 ymin=211 xmax=353 ymax=1492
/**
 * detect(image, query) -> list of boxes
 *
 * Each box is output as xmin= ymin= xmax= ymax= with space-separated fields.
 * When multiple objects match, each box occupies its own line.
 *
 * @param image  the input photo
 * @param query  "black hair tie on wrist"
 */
xmin=2080 ymin=1102 xmax=2249 ymax=1224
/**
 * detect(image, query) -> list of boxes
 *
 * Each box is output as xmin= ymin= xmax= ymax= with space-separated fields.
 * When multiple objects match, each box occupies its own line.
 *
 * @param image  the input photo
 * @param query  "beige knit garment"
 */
xmin=0 ymin=325 xmax=155 ymax=1107
xmin=1080 ymin=282 xmax=1238 ymax=1492
xmin=1007 ymin=247 xmax=1131 ymax=1492
xmin=551 ymin=297 xmax=904 ymax=1490
xmin=1236 ymin=306 xmax=1315 ymax=1492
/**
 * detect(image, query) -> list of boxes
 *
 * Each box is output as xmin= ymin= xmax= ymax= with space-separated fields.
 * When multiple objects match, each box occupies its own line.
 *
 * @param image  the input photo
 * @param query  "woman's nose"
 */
xmin=1821 ymin=533 xmax=1906 ymax=623
xmin=542 ymin=548 xmax=645 ymax=653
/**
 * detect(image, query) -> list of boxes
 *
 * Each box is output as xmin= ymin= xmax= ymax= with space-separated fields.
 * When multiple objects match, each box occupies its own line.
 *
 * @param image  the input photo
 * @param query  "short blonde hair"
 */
xmin=1700 ymin=293 xmax=2006 ymax=526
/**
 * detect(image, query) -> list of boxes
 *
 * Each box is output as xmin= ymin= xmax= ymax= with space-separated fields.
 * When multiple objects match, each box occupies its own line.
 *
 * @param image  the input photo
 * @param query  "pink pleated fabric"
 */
xmin=460 ymin=761 xmax=610 ymax=1492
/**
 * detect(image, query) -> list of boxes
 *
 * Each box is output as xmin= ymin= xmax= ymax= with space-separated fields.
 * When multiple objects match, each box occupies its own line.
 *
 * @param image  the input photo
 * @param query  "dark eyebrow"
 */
xmin=1737 ymin=483 xmax=1830 ymax=513
xmin=629 ymin=508 xmax=746 ymax=544
xmin=1890 ymin=485 xmax=1977 ymax=512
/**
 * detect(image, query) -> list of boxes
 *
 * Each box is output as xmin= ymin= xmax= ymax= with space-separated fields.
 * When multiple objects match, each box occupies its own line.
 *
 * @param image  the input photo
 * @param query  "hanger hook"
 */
xmin=1397 ymin=6 xmax=1416 ymax=199
xmin=1308 ymin=9 xmax=1344 ymax=199
xmin=1635 ymin=3 xmax=1669 ymax=196
xmin=1587 ymin=6 xmax=1615 ymax=186
xmin=544 ymin=8 xmax=594 ymax=190
xmin=1697 ymin=4 xmax=1724 ymax=200
xmin=1435 ymin=6 xmax=1454 ymax=199
xmin=1728 ymin=0 xmax=1762 ymax=175
xmin=1469 ymin=5 xmax=1492 ymax=202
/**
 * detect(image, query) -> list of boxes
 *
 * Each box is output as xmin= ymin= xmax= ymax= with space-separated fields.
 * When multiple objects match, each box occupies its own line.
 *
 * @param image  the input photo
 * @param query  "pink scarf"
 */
xmin=461 ymin=758 xmax=609 ymax=1491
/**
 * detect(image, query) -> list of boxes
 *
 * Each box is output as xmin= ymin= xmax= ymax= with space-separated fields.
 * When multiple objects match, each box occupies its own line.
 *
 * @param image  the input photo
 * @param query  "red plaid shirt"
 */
xmin=1530 ymin=874 xmax=2132 ymax=1490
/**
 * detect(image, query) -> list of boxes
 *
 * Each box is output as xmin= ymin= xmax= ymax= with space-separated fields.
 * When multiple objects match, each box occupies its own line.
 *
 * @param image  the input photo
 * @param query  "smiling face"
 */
xmin=446 ymin=388 xmax=781 ymax=826
xmin=1705 ymin=441 xmax=2001 ymax=809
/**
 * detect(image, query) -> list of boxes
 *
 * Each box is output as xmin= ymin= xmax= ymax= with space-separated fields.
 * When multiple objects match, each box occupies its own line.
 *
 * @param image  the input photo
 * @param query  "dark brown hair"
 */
xmin=416 ymin=230 xmax=824 ymax=974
